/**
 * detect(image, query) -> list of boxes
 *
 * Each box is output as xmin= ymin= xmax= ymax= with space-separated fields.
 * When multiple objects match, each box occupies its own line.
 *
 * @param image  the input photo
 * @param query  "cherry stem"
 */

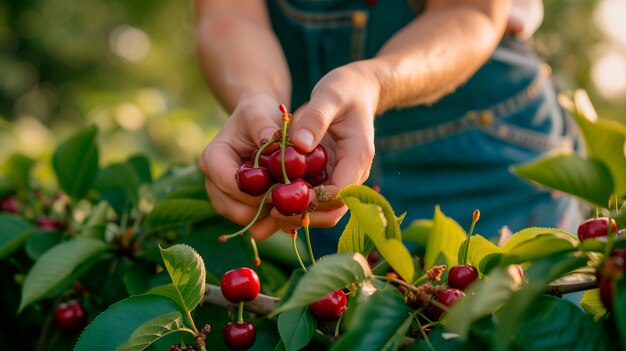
xmin=370 ymin=258 xmax=387 ymax=273
xmin=414 ymin=312 xmax=434 ymax=351
xmin=250 ymin=237 xmax=261 ymax=266
xmin=280 ymin=109 xmax=290 ymax=184
xmin=304 ymin=225 xmax=316 ymax=265
xmin=411 ymin=273 xmax=429 ymax=286
xmin=220 ymin=184 xmax=278 ymax=240
xmin=291 ymin=229 xmax=308 ymax=272
xmin=372 ymin=274 xmax=418 ymax=293
xmin=462 ymin=209 xmax=480 ymax=266
xmin=603 ymin=209 xmax=615 ymax=258
xmin=334 ymin=311 xmax=344 ymax=337
xmin=428 ymin=298 xmax=451 ymax=313
xmin=237 ymin=301 xmax=244 ymax=323
xmin=253 ymin=137 xmax=276 ymax=168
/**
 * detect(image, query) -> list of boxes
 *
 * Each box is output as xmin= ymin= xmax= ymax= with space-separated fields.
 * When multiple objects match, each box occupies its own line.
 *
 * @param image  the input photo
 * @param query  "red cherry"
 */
xmin=37 ymin=217 xmax=64 ymax=231
xmin=366 ymin=249 xmax=381 ymax=268
xmin=235 ymin=162 xmax=273 ymax=196
xmin=304 ymin=169 xmax=329 ymax=187
xmin=577 ymin=217 xmax=618 ymax=241
xmin=305 ymin=144 xmax=328 ymax=177
xmin=223 ymin=321 xmax=256 ymax=350
xmin=250 ymin=149 xmax=271 ymax=168
xmin=610 ymin=249 xmax=626 ymax=262
xmin=271 ymin=180 xmax=310 ymax=216
xmin=220 ymin=268 xmax=261 ymax=303
xmin=599 ymin=277 xmax=614 ymax=310
xmin=267 ymin=146 xmax=307 ymax=182
xmin=0 ymin=196 xmax=21 ymax=213
xmin=55 ymin=299 xmax=86 ymax=333
xmin=425 ymin=289 xmax=465 ymax=321
xmin=309 ymin=290 xmax=347 ymax=320
xmin=447 ymin=265 xmax=478 ymax=290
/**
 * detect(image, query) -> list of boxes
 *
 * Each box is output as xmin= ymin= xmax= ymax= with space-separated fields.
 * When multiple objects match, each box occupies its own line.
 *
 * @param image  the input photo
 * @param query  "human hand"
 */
xmin=270 ymin=61 xmax=380 ymax=231
xmin=198 ymin=94 xmax=285 ymax=240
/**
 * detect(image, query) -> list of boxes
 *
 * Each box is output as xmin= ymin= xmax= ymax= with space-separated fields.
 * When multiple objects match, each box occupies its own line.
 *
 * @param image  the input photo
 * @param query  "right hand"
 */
xmin=198 ymin=94 xmax=284 ymax=239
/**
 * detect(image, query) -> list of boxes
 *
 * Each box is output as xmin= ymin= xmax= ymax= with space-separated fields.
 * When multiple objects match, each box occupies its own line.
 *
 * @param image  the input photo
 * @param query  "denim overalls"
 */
xmin=266 ymin=0 xmax=582 ymax=255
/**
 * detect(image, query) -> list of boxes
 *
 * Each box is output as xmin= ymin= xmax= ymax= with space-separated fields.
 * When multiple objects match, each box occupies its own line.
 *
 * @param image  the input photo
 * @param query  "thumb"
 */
xmin=289 ymin=96 xmax=341 ymax=152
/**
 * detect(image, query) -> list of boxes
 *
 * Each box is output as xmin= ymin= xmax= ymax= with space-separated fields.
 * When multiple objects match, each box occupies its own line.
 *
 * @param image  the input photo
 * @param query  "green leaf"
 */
xmin=0 ymin=214 xmax=36 ymax=259
xmin=616 ymin=277 xmax=626 ymax=347
xmin=116 ymin=311 xmax=188 ymax=351
xmin=338 ymin=185 xmax=403 ymax=240
xmin=115 ymin=311 xmax=191 ymax=351
xmin=270 ymin=253 xmax=372 ymax=317
xmin=424 ymin=206 xmax=466 ymax=268
xmin=25 ymin=230 xmax=63 ymax=260
xmin=492 ymin=255 xmax=588 ymax=351
xmin=580 ymin=288 xmax=607 ymax=321
xmin=81 ymin=201 xmax=111 ymax=240
xmin=276 ymin=269 xmax=305 ymax=303
xmin=75 ymin=294 xmax=181 ymax=351
xmin=330 ymin=291 xmax=412 ymax=351
xmin=563 ymin=90 xmax=626 ymax=198
xmin=338 ymin=185 xmax=412 ymax=281
xmin=147 ymin=199 xmax=215 ymax=230
xmin=457 ymin=235 xmax=501 ymax=276
xmin=401 ymin=219 xmax=432 ymax=248
xmin=511 ymin=153 xmax=613 ymax=208
xmin=151 ymin=165 xmax=205 ymax=199
xmin=95 ymin=163 xmax=142 ymax=206
xmin=515 ymin=295 xmax=610 ymax=351
xmin=159 ymin=244 xmax=206 ymax=313
xmin=337 ymin=215 xmax=374 ymax=256
xmin=123 ymin=264 xmax=154 ymax=296
xmin=446 ymin=265 xmax=523 ymax=339
xmin=127 ymin=154 xmax=152 ymax=184
xmin=3 ymin=153 xmax=36 ymax=189
xmin=52 ymin=125 xmax=99 ymax=200
xmin=277 ymin=307 xmax=316 ymax=351
xmin=500 ymin=227 xmax=578 ymax=264
xmin=19 ymin=237 xmax=109 ymax=311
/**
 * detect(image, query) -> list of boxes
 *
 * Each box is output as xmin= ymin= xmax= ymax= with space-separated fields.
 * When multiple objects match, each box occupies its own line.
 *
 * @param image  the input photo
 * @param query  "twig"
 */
xmin=544 ymin=280 xmax=598 ymax=297
xmin=203 ymin=284 xmax=278 ymax=315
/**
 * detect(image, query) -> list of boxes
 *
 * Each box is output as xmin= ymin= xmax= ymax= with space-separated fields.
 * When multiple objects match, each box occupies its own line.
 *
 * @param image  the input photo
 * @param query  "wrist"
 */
xmin=342 ymin=60 xmax=386 ymax=117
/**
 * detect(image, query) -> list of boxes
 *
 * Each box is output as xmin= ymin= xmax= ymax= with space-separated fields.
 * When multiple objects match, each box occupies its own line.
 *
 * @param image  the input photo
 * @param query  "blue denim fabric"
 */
xmin=266 ymin=0 xmax=583 ymax=256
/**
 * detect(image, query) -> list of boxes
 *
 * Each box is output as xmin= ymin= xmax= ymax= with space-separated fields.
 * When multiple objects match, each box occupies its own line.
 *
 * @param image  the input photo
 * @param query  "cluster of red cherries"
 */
xmin=235 ymin=104 xmax=328 ymax=217
xmin=218 ymin=267 xmax=346 ymax=350
xmin=220 ymin=267 xmax=260 ymax=350
xmin=578 ymin=217 xmax=624 ymax=310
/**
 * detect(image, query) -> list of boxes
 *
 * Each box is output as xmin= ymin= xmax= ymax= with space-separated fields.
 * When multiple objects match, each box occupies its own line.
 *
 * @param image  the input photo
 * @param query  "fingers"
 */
xmin=289 ymin=90 xmax=343 ymax=152
xmin=248 ymin=215 xmax=280 ymax=241
xmin=237 ymin=96 xmax=283 ymax=145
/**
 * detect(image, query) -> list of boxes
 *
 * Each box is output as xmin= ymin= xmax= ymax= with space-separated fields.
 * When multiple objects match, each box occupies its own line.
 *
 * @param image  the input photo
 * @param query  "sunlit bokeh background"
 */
xmin=0 ymin=0 xmax=624 ymax=185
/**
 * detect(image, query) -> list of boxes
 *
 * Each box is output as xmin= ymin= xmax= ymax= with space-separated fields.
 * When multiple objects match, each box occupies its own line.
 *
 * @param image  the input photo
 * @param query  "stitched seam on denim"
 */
xmin=482 ymin=121 xmax=572 ymax=152
xmin=275 ymin=0 xmax=354 ymax=26
xmin=376 ymin=72 xmax=547 ymax=151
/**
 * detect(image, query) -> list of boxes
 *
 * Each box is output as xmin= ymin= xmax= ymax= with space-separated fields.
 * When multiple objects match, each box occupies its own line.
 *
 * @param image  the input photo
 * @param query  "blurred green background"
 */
xmin=0 ymin=0 xmax=625 ymax=183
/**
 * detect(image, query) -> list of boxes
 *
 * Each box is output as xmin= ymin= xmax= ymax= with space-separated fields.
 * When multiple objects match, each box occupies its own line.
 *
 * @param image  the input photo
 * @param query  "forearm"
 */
xmin=363 ymin=0 xmax=510 ymax=114
xmin=194 ymin=0 xmax=291 ymax=112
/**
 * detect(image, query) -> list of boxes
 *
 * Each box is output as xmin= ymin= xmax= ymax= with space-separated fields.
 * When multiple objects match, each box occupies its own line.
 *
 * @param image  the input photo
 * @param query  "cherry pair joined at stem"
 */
xmin=220 ymin=268 xmax=260 ymax=350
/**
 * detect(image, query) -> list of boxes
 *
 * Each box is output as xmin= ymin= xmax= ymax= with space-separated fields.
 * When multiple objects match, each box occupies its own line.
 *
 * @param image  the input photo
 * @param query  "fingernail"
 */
xmin=295 ymin=129 xmax=314 ymax=149
xmin=260 ymin=128 xmax=275 ymax=142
